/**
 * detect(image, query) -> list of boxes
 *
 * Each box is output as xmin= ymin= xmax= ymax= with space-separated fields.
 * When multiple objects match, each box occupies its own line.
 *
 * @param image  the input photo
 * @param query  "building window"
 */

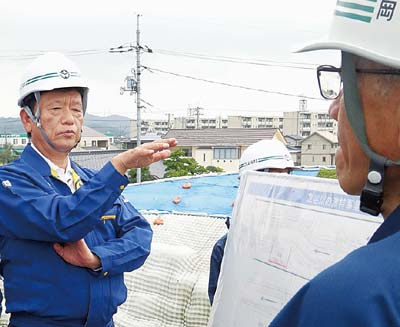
xmin=203 ymin=153 xmax=206 ymax=162
xmin=13 ymin=139 xmax=18 ymax=145
xmin=322 ymin=144 xmax=326 ymax=150
xmin=92 ymin=140 xmax=97 ymax=147
xmin=307 ymin=144 xmax=312 ymax=150
xmin=182 ymin=148 xmax=192 ymax=157
xmin=322 ymin=156 xmax=326 ymax=162
xmin=213 ymin=147 xmax=240 ymax=160
xmin=22 ymin=139 xmax=26 ymax=145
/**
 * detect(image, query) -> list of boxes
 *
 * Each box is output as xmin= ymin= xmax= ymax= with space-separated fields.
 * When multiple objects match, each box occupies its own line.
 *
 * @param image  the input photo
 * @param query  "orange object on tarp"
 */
xmin=172 ymin=196 xmax=181 ymax=204
xmin=182 ymin=182 xmax=191 ymax=189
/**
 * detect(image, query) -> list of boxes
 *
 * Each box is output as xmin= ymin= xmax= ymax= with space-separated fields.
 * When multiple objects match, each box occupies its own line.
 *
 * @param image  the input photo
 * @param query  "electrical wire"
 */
xmin=143 ymin=66 xmax=323 ymax=100
xmin=152 ymin=48 xmax=318 ymax=70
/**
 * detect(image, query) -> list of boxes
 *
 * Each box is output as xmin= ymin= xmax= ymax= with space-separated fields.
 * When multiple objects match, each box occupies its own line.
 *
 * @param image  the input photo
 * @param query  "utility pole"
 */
xmin=188 ymin=106 xmax=204 ymax=129
xmin=166 ymin=113 xmax=173 ymax=129
xmin=135 ymin=15 xmax=142 ymax=183
xmin=110 ymin=14 xmax=152 ymax=183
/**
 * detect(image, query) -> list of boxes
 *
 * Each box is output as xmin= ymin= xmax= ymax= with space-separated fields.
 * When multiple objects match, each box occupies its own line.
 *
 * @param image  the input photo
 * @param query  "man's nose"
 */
xmin=61 ymin=108 xmax=75 ymax=124
xmin=328 ymin=95 xmax=341 ymax=121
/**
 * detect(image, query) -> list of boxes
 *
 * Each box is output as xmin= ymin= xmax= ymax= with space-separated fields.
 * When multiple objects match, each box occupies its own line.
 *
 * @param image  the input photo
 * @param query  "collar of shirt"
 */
xmin=368 ymin=205 xmax=400 ymax=244
xmin=30 ymin=143 xmax=75 ymax=192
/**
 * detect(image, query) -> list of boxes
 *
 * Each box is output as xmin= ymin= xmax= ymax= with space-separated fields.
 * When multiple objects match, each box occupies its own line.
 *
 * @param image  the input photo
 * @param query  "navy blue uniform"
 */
xmin=0 ymin=144 xmax=152 ymax=327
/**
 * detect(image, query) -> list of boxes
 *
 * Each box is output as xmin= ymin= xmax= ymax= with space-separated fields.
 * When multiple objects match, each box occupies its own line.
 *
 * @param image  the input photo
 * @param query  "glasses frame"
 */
xmin=316 ymin=65 xmax=400 ymax=100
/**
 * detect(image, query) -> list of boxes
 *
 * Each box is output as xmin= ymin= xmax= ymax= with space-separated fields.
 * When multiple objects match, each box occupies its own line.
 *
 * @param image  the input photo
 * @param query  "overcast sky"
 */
xmin=1 ymin=0 xmax=339 ymax=120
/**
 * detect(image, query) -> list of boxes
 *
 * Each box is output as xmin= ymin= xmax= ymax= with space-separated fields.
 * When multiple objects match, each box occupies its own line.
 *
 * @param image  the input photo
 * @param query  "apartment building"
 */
xmin=130 ymin=119 xmax=170 ymax=137
xmin=173 ymin=116 xmax=228 ymax=129
xmin=283 ymin=111 xmax=337 ymax=137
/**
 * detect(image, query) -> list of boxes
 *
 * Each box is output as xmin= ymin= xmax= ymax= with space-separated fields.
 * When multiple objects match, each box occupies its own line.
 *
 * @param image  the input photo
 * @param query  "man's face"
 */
xmin=328 ymin=58 xmax=400 ymax=195
xmin=23 ymin=89 xmax=84 ymax=156
xmin=328 ymin=93 xmax=369 ymax=194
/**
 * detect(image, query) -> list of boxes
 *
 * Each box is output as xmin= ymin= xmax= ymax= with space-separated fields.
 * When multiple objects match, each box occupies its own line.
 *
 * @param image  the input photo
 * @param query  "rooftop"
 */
xmin=163 ymin=128 xmax=281 ymax=147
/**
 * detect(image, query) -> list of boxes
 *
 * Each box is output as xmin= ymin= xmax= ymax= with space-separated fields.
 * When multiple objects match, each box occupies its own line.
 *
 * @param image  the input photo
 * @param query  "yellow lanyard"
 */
xmin=71 ymin=168 xmax=83 ymax=190
xmin=50 ymin=168 xmax=83 ymax=191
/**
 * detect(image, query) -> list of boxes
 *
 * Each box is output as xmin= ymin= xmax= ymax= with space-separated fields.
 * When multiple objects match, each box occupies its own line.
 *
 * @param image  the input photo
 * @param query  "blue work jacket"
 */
xmin=269 ymin=205 xmax=400 ymax=327
xmin=208 ymin=233 xmax=227 ymax=305
xmin=0 ymin=144 xmax=153 ymax=327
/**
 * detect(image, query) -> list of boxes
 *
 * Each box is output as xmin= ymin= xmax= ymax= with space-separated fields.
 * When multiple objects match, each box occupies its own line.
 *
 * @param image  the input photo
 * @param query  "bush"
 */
xmin=317 ymin=168 xmax=337 ymax=179
xmin=128 ymin=166 xmax=155 ymax=183
xmin=206 ymin=165 xmax=224 ymax=173
xmin=163 ymin=150 xmax=224 ymax=178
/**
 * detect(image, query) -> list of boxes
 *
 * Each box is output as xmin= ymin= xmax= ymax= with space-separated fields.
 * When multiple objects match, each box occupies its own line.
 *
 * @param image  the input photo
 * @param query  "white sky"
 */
xmin=0 ymin=0 xmax=339 ymax=120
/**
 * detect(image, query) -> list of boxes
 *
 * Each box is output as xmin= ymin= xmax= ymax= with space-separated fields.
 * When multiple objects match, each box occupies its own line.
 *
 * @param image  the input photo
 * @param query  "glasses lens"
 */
xmin=318 ymin=70 xmax=341 ymax=99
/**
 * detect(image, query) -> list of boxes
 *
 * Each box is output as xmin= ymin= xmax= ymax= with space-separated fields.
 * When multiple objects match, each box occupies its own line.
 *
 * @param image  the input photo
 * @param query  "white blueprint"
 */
xmin=208 ymin=171 xmax=382 ymax=327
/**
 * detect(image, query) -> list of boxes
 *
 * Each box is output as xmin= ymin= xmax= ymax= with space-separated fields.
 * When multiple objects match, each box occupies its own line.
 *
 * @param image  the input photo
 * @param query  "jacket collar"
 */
xmin=20 ymin=143 xmax=89 ymax=182
xmin=369 ymin=205 xmax=400 ymax=244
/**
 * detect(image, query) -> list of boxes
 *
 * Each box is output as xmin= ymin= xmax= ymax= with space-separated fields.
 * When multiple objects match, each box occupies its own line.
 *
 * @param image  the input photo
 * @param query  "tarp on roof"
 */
xmin=123 ymin=174 xmax=240 ymax=216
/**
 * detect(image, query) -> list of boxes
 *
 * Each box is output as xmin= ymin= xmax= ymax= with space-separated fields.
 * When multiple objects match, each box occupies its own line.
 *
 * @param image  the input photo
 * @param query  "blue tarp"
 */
xmin=123 ymin=174 xmax=239 ymax=216
xmin=123 ymin=169 xmax=321 ymax=216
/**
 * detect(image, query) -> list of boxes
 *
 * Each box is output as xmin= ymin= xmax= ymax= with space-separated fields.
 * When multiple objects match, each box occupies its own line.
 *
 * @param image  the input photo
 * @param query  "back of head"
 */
xmin=239 ymin=139 xmax=294 ymax=176
xmin=18 ymin=52 xmax=89 ymax=114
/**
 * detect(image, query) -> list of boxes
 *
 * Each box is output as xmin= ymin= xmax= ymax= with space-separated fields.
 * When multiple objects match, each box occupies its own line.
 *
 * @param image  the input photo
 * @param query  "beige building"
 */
xmin=283 ymin=111 xmax=338 ymax=137
xmin=173 ymin=115 xmax=283 ymax=130
xmin=75 ymin=126 xmax=114 ymax=151
xmin=173 ymin=116 xmax=228 ymax=129
xmin=227 ymin=115 xmax=283 ymax=129
xmin=163 ymin=128 xmax=287 ymax=173
xmin=130 ymin=119 xmax=170 ymax=137
xmin=300 ymin=131 xmax=338 ymax=166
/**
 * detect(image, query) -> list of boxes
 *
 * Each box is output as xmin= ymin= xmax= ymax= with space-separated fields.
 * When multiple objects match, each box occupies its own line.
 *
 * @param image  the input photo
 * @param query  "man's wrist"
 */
xmin=87 ymin=253 xmax=101 ymax=270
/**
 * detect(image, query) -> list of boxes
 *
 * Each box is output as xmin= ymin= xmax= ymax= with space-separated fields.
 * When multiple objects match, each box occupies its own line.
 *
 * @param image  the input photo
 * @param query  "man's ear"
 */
xmin=20 ymin=108 xmax=33 ymax=134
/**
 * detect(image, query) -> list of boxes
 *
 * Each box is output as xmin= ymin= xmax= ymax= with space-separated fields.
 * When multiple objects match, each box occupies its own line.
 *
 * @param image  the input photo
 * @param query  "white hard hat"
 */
xmin=18 ymin=52 xmax=89 ymax=113
xmin=296 ymin=2 xmax=400 ymax=68
xmin=239 ymin=139 xmax=294 ymax=176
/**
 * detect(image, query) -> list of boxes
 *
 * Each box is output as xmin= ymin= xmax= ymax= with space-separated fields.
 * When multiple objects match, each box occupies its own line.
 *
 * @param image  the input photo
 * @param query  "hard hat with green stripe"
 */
xmin=296 ymin=1 xmax=400 ymax=215
xmin=297 ymin=0 xmax=400 ymax=68
xmin=18 ymin=52 xmax=89 ymax=114
xmin=239 ymin=139 xmax=294 ymax=176
xmin=18 ymin=52 xmax=89 ymax=154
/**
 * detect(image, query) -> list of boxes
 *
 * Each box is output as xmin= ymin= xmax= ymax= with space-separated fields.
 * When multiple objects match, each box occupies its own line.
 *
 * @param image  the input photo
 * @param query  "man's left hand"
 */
xmin=54 ymin=239 xmax=101 ymax=270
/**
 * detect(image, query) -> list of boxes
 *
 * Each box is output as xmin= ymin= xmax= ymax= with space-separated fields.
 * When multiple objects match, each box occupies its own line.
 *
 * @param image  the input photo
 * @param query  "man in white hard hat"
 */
xmin=208 ymin=139 xmax=294 ymax=304
xmin=270 ymin=3 xmax=400 ymax=327
xmin=0 ymin=52 xmax=176 ymax=327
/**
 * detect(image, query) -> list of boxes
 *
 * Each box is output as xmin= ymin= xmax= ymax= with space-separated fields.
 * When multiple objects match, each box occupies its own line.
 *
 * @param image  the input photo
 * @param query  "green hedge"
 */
xmin=317 ymin=169 xmax=337 ymax=179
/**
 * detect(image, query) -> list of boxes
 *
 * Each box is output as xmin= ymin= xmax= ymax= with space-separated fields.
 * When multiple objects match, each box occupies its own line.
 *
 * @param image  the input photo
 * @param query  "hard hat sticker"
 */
xmin=335 ymin=0 xmax=397 ymax=23
xmin=59 ymin=69 xmax=70 ymax=79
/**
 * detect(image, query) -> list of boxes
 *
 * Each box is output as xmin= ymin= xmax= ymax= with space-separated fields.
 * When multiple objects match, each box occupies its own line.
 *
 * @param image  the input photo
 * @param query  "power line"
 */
xmin=152 ymin=48 xmax=318 ymax=70
xmin=143 ymin=66 xmax=323 ymax=100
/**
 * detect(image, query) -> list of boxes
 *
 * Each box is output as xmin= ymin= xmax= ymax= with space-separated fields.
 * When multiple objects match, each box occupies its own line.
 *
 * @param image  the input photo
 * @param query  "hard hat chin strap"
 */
xmin=24 ymin=91 xmax=79 ymax=154
xmin=341 ymin=51 xmax=400 ymax=216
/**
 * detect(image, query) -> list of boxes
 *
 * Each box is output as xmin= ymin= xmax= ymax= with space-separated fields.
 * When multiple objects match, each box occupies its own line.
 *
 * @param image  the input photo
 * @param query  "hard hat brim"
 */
xmin=295 ymin=40 xmax=400 ymax=69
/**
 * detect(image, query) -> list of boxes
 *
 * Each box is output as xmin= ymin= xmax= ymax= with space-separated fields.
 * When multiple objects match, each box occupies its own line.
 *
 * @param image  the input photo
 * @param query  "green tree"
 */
xmin=206 ymin=165 xmax=224 ymax=173
xmin=128 ymin=166 xmax=155 ymax=183
xmin=163 ymin=149 xmax=222 ymax=178
xmin=0 ymin=144 xmax=19 ymax=165
xmin=317 ymin=168 xmax=337 ymax=179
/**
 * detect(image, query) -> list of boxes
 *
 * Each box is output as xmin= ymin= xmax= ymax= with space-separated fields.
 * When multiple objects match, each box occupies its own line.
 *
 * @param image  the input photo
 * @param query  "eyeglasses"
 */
xmin=317 ymin=65 xmax=400 ymax=100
